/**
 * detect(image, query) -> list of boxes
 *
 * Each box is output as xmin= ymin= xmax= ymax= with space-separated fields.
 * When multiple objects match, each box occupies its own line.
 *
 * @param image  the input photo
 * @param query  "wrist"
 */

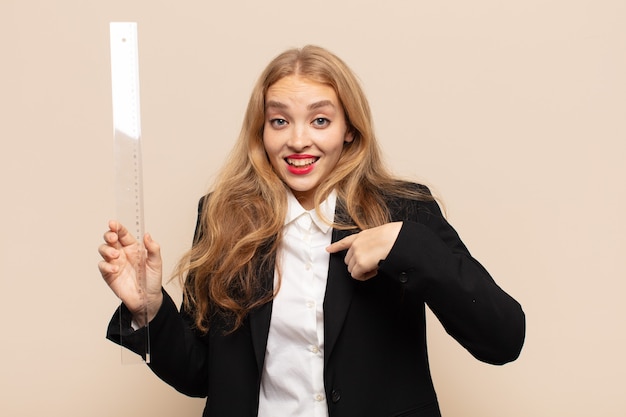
xmin=130 ymin=290 xmax=163 ymax=328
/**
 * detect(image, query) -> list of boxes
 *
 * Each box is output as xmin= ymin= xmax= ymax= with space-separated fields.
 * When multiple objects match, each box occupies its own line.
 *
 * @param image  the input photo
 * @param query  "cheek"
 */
xmin=263 ymin=129 xmax=288 ymax=157
xmin=329 ymin=136 xmax=348 ymax=158
xmin=262 ymin=140 xmax=282 ymax=168
xmin=261 ymin=132 xmax=274 ymax=155
xmin=263 ymin=142 xmax=277 ymax=160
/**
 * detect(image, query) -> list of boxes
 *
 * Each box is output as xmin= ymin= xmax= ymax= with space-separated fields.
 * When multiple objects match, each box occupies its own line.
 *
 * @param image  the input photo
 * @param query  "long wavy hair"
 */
xmin=175 ymin=45 xmax=432 ymax=333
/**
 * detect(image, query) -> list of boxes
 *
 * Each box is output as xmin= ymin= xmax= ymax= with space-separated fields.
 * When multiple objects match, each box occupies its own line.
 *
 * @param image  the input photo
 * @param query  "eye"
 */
xmin=269 ymin=118 xmax=288 ymax=128
xmin=312 ymin=117 xmax=330 ymax=128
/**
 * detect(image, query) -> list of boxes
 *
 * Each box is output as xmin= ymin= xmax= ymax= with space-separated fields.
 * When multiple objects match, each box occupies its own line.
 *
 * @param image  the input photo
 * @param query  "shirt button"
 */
xmin=306 ymin=301 xmax=315 ymax=309
xmin=310 ymin=345 xmax=320 ymax=354
xmin=315 ymin=393 xmax=325 ymax=402
xmin=399 ymin=271 xmax=408 ymax=283
xmin=305 ymin=263 xmax=312 ymax=270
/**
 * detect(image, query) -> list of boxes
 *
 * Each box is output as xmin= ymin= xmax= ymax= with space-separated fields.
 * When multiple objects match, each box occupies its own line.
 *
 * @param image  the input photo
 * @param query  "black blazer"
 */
xmin=108 ymin=187 xmax=525 ymax=417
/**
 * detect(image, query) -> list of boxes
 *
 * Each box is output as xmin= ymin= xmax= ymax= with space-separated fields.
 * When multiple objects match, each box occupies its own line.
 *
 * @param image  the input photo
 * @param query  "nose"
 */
xmin=286 ymin=124 xmax=312 ymax=151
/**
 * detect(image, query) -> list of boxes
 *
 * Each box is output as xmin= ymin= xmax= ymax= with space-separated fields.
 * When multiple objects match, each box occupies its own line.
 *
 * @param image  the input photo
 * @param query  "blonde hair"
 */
xmin=175 ymin=45 xmax=431 ymax=332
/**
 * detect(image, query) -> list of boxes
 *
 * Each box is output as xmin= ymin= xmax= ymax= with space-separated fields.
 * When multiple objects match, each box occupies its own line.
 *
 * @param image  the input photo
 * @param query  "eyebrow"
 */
xmin=265 ymin=100 xmax=288 ymax=110
xmin=307 ymin=100 xmax=335 ymax=111
xmin=265 ymin=100 xmax=336 ymax=111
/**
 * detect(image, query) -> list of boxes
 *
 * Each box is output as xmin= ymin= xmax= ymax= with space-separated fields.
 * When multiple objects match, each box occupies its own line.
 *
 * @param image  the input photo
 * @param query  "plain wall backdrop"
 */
xmin=1 ymin=0 xmax=624 ymax=415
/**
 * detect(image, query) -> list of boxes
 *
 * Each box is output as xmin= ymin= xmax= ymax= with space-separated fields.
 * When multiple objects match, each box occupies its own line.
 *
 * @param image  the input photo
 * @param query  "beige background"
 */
xmin=1 ymin=0 xmax=624 ymax=415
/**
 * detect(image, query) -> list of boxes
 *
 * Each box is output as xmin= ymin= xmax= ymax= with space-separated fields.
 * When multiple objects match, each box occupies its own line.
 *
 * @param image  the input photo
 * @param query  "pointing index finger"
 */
xmin=326 ymin=234 xmax=357 ymax=253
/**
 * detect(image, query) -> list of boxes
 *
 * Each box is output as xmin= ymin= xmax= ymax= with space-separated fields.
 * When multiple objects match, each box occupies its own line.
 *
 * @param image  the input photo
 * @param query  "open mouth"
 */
xmin=285 ymin=157 xmax=319 ymax=167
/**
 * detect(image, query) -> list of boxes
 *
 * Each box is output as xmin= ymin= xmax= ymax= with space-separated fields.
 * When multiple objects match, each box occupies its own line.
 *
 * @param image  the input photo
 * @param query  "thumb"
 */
xmin=326 ymin=234 xmax=357 ymax=253
xmin=144 ymin=233 xmax=162 ymax=265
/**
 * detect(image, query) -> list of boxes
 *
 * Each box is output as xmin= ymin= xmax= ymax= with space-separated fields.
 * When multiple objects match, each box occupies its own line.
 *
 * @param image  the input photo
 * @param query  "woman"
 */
xmin=98 ymin=45 xmax=525 ymax=417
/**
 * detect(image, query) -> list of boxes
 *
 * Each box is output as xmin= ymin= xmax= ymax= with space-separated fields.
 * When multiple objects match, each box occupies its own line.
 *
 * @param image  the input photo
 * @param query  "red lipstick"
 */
xmin=285 ymin=154 xmax=318 ymax=175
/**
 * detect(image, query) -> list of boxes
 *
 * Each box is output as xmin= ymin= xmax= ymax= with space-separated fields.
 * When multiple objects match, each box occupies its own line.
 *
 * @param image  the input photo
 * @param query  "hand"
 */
xmin=326 ymin=222 xmax=402 ymax=281
xmin=98 ymin=220 xmax=163 ymax=326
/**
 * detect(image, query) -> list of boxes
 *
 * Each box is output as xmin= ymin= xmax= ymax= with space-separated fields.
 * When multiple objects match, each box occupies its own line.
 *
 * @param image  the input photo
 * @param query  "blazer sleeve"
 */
xmin=378 ymin=195 xmax=525 ymax=365
xmin=106 ymin=289 xmax=210 ymax=397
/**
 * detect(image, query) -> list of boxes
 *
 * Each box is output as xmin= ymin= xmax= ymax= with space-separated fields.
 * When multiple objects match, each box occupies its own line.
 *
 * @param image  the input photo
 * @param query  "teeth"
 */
xmin=287 ymin=158 xmax=317 ymax=167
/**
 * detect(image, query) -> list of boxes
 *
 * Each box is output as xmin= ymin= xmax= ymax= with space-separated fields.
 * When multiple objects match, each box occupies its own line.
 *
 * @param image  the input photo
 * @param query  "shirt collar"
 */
xmin=285 ymin=190 xmax=336 ymax=233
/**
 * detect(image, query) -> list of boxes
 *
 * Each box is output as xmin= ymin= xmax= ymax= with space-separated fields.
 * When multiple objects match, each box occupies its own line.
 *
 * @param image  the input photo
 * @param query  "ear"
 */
xmin=344 ymin=128 xmax=355 ymax=143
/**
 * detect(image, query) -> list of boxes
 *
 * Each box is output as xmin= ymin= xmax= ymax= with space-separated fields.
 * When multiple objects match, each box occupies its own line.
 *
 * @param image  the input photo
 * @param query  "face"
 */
xmin=263 ymin=75 xmax=353 ymax=210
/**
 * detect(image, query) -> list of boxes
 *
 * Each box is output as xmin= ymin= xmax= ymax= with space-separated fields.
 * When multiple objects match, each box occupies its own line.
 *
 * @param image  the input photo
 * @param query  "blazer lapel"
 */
xmin=249 ymin=300 xmax=273 ymax=375
xmin=248 ymin=253 xmax=276 ymax=376
xmin=323 ymin=227 xmax=356 ymax=367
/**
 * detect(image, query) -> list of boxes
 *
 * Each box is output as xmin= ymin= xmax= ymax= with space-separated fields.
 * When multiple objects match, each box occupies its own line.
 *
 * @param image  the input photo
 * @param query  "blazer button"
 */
xmin=331 ymin=389 xmax=341 ymax=403
xmin=399 ymin=271 xmax=408 ymax=283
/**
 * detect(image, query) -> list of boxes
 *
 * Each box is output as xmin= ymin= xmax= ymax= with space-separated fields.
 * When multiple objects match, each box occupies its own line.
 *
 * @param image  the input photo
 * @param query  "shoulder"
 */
xmin=198 ymin=192 xmax=212 ymax=210
xmin=382 ymin=180 xmax=432 ymax=199
xmin=382 ymin=181 xmax=441 ymax=222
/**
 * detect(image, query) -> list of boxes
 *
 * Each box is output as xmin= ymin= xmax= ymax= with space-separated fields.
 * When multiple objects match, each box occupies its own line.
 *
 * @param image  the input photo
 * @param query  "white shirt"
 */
xmin=257 ymin=191 xmax=336 ymax=417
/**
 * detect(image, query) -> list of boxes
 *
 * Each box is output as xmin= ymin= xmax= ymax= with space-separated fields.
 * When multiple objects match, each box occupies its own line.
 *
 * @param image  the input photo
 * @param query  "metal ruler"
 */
xmin=109 ymin=22 xmax=150 ymax=364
